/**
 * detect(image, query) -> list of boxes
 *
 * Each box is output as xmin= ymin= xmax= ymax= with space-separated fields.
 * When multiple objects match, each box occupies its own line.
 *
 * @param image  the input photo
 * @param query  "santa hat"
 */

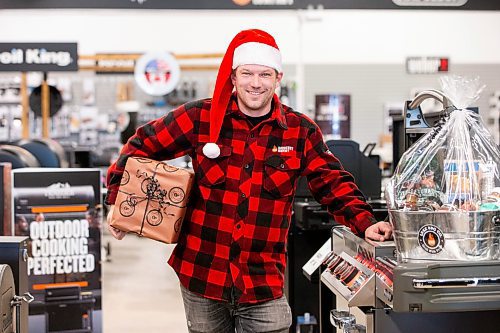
xmin=202 ymin=29 xmax=282 ymax=159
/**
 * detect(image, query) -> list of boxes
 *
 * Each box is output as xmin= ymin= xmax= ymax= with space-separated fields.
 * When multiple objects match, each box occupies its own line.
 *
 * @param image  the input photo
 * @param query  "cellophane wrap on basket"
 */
xmin=385 ymin=76 xmax=500 ymax=262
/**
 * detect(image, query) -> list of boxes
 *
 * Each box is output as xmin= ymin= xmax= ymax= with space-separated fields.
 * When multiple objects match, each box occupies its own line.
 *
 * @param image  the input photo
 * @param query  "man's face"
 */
xmin=231 ymin=64 xmax=283 ymax=116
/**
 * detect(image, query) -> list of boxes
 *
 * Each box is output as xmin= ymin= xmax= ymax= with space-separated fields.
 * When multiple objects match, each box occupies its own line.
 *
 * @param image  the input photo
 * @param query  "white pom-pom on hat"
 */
xmin=202 ymin=143 xmax=221 ymax=159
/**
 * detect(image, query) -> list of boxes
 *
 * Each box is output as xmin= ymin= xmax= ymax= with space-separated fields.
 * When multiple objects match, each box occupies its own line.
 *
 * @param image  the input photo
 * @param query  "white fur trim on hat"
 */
xmin=232 ymin=42 xmax=282 ymax=73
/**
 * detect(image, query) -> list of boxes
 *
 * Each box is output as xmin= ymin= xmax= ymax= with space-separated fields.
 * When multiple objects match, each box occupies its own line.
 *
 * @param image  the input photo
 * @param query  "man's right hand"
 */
xmin=364 ymin=221 xmax=393 ymax=242
xmin=107 ymin=205 xmax=127 ymax=240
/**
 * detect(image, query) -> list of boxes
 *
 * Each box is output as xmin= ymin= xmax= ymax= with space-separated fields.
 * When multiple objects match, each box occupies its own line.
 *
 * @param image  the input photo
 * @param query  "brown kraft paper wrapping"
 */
xmin=111 ymin=157 xmax=194 ymax=243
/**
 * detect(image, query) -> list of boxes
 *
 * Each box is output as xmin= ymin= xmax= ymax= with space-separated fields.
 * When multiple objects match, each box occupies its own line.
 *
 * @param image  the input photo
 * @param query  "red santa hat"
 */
xmin=202 ymin=29 xmax=282 ymax=158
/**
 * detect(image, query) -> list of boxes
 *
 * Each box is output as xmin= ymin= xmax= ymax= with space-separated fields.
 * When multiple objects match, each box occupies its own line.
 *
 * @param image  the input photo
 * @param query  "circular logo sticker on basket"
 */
xmin=134 ymin=52 xmax=180 ymax=96
xmin=418 ymin=224 xmax=445 ymax=254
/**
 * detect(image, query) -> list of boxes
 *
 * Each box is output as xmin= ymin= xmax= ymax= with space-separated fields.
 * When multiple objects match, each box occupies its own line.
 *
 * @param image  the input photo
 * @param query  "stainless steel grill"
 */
xmin=318 ymin=226 xmax=500 ymax=333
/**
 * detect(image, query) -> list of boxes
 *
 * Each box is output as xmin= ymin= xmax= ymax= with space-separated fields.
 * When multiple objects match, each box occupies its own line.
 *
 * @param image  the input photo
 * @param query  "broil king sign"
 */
xmin=0 ymin=43 xmax=78 ymax=71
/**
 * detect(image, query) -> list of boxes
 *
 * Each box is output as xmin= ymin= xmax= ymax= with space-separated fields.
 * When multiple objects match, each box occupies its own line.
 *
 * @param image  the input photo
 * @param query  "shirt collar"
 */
xmin=226 ymin=93 xmax=288 ymax=130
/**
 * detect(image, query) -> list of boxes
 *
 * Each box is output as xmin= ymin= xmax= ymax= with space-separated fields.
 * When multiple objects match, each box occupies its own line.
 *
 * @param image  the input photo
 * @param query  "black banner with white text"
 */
xmin=0 ymin=0 xmax=497 ymax=10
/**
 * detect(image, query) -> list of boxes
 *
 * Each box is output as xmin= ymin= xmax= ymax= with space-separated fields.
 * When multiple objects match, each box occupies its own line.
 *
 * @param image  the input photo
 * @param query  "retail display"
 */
xmin=111 ymin=157 xmax=194 ymax=243
xmin=11 ymin=169 xmax=102 ymax=331
xmin=0 ymin=237 xmax=31 ymax=333
xmin=308 ymin=78 xmax=500 ymax=333
xmin=18 ymin=138 xmax=69 ymax=168
xmin=320 ymin=226 xmax=500 ymax=333
xmin=314 ymin=94 xmax=351 ymax=140
xmin=0 ymin=264 xmax=15 ymax=333
xmin=0 ymin=80 xmax=22 ymax=142
xmin=0 ymin=144 xmax=40 ymax=168
xmin=0 ymin=163 xmax=11 ymax=236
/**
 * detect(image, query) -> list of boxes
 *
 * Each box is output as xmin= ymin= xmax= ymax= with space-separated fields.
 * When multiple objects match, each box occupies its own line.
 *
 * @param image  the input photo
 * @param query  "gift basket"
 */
xmin=386 ymin=76 xmax=500 ymax=262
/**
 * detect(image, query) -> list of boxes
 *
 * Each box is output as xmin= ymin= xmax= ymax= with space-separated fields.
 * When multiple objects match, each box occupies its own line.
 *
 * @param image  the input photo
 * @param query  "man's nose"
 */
xmin=250 ymin=75 xmax=261 ymax=87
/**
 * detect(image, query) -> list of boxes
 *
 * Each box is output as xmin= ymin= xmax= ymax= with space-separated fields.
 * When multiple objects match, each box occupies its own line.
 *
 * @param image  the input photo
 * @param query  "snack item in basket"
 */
xmin=421 ymin=203 xmax=436 ymax=211
xmin=420 ymin=170 xmax=437 ymax=189
xmin=404 ymin=192 xmax=419 ymax=210
xmin=484 ymin=187 xmax=500 ymax=203
xmin=490 ymin=187 xmax=500 ymax=197
xmin=459 ymin=201 xmax=478 ymax=212
xmin=437 ymin=204 xmax=458 ymax=212
xmin=480 ymin=202 xmax=500 ymax=211
xmin=448 ymin=175 xmax=472 ymax=193
xmin=424 ymin=198 xmax=442 ymax=211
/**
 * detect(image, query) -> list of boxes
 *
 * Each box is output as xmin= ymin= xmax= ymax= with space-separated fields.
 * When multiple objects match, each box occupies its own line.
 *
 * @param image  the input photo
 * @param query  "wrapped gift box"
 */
xmin=111 ymin=157 xmax=194 ymax=243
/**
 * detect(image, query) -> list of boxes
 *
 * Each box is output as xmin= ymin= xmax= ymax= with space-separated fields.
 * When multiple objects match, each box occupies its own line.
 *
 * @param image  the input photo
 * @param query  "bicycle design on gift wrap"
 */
xmin=118 ymin=168 xmax=186 ymax=228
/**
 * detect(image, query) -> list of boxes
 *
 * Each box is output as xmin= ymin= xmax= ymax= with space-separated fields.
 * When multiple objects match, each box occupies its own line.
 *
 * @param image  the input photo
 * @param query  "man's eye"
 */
xmin=261 ymin=73 xmax=272 ymax=78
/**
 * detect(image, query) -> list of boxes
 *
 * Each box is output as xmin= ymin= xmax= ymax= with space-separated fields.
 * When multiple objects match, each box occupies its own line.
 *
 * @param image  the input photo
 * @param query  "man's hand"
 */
xmin=365 ymin=221 xmax=393 ymax=242
xmin=107 ymin=205 xmax=126 ymax=240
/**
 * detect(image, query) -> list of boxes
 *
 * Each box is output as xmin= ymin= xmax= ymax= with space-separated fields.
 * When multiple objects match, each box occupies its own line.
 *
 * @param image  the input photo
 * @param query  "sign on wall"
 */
xmin=314 ymin=94 xmax=351 ymax=140
xmin=406 ymin=57 xmax=449 ymax=74
xmin=0 ymin=43 xmax=78 ymax=72
xmin=393 ymin=0 xmax=467 ymax=6
xmin=134 ymin=52 xmax=180 ymax=96
xmin=12 ymin=169 xmax=102 ymax=332
xmin=94 ymin=53 xmax=140 ymax=74
xmin=0 ymin=0 xmax=497 ymax=10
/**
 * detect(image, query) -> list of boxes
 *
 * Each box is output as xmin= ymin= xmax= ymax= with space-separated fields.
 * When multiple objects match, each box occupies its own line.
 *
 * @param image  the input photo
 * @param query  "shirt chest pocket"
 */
xmin=263 ymin=154 xmax=302 ymax=197
xmin=195 ymin=146 xmax=232 ymax=187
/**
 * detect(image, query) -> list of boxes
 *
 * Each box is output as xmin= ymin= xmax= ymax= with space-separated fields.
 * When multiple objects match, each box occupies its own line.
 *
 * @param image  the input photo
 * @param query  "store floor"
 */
xmin=102 ymin=233 xmax=188 ymax=333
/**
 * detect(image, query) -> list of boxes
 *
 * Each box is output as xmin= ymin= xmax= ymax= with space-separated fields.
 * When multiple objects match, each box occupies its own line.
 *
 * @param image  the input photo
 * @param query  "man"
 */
xmin=106 ymin=29 xmax=392 ymax=333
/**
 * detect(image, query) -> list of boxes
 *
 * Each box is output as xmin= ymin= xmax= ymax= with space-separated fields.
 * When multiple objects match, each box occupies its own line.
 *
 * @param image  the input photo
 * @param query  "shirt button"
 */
xmin=244 ymin=164 xmax=250 ymax=169
xmin=250 ymin=133 xmax=255 ymax=138
xmin=241 ymin=193 xmax=246 ymax=198
xmin=280 ymin=164 xmax=285 ymax=169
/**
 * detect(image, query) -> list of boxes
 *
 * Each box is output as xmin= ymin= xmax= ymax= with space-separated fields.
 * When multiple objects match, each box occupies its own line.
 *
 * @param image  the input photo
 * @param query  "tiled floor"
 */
xmin=102 ymin=233 xmax=189 ymax=333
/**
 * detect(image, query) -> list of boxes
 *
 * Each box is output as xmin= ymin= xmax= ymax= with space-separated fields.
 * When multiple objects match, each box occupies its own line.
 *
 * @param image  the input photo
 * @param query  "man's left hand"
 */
xmin=365 ymin=222 xmax=393 ymax=242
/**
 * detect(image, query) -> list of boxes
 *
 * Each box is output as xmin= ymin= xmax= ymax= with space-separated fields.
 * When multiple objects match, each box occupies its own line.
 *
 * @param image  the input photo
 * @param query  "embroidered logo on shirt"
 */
xmin=272 ymin=145 xmax=294 ymax=153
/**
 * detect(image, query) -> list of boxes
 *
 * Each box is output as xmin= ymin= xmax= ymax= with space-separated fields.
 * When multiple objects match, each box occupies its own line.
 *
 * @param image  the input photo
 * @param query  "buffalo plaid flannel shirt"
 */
xmin=106 ymin=93 xmax=376 ymax=304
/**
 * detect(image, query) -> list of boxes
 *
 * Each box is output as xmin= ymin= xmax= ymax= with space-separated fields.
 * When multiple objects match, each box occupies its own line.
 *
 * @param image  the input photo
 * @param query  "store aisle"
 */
xmin=102 ymin=234 xmax=189 ymax=333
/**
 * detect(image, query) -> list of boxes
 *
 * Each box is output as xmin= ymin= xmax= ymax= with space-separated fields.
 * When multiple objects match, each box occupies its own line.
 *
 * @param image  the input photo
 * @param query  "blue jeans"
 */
xmin=180 ymin=285 xmax=292 ymax=333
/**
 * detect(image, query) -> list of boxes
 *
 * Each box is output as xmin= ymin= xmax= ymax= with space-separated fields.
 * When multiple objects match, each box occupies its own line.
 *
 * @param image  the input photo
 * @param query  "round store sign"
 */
xmin=134 ymin=52 xmax=180 ymax=96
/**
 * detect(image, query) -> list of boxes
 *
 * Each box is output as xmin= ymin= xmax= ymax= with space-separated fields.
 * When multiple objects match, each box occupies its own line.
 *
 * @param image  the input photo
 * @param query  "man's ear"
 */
xmin=276 ymin=72 xmax=283 ymax=84
xmin=231 ymin=70 xmax=236 ymax=86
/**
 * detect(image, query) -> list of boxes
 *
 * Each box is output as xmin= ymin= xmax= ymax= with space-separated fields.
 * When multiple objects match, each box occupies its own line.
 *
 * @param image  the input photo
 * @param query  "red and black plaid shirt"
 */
xmin=106 ymin=93 xmax=376 ymax=304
